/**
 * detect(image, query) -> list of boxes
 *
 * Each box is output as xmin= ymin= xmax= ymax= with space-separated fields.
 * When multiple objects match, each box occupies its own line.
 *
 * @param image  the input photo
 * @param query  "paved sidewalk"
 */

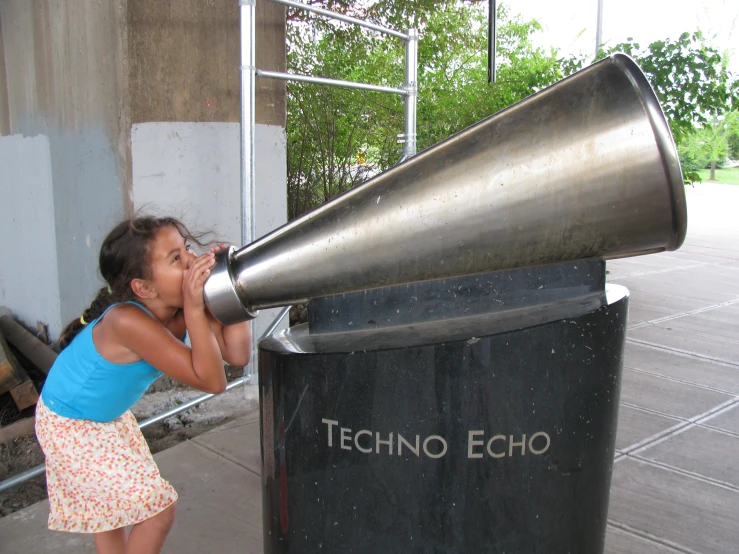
xmin=0 ymin=406 xmax=264 ymax=553
xmin=603 ymin=183 xmax=739 ymax=553
xmin=1 ymin=183 xmax=737 ymax=553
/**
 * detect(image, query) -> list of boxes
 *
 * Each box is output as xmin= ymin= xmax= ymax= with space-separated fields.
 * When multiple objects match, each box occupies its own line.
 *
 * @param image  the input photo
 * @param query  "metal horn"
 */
xmin=205 ymin=53 xmax=686 ymax=325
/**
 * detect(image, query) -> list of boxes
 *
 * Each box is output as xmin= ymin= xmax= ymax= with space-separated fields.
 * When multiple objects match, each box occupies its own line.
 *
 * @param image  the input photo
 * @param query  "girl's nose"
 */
xmin=185 ymin=250 xmax=197 ymax=268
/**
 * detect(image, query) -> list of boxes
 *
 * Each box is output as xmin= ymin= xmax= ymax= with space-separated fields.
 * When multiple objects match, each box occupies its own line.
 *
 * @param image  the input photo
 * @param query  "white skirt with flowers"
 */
xmin=35 ymin=396 xmax=178 ymax=533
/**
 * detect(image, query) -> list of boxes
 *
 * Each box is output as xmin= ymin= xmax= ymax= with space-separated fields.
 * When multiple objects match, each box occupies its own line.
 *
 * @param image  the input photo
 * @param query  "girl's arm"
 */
xmin=207 ymin=317 xmax=252 ymax=367
xmin=180 ymin=249 xmax=227 ymax=392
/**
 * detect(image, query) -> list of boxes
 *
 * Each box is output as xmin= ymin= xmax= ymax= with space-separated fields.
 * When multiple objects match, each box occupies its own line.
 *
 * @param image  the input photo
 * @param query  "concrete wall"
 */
xmin=0 ymin=135 xmax=62 ymax=336
xmin=130 ymin=122 xmax=287 ymax=244
xmin=131 ymin=122 xmax=288 ymax=339
xmin=0 ymin=0 xmax=127 ymax=332
xmin=0 ymin=0 xmax=287 ymax=343
xmin=127 ymin=0 xmax=286 ymax=126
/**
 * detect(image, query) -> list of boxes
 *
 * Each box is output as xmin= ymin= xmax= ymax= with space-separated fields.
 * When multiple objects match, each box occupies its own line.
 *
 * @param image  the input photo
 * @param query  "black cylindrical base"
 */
xmin=259 ymin=286 xmax=627 ymax=553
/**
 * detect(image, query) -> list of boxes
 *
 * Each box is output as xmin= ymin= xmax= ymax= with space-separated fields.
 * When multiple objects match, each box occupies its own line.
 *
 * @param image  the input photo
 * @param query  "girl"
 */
xmin=35 ymin=216 xmax=251 ymax=554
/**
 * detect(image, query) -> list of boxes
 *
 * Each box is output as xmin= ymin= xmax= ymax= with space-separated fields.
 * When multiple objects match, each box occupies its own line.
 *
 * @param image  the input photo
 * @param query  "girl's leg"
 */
xmin=125 ymin=501 xmax=177 ymax=554
xmin=94 ymin=527 xmax=126 ymax=554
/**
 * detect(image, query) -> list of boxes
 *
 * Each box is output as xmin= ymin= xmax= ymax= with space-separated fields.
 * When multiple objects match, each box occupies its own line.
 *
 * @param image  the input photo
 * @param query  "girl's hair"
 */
xmin=58 ymin=216 xmax=210 ymax=350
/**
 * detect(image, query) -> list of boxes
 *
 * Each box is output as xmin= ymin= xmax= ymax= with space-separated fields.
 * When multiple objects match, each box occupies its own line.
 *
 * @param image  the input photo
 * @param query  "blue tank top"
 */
xmin=41 ymin=301 xmax=184 ymax=422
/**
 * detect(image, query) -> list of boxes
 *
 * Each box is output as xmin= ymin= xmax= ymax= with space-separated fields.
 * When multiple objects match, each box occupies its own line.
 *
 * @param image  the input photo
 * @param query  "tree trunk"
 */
xmin=710 ymin=161 xmax=716 ymax=181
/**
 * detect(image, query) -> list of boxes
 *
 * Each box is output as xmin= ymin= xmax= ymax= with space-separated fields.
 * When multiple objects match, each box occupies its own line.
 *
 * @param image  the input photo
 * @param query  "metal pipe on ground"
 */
xmin=0 ymin=308 xmax=57 ymax=375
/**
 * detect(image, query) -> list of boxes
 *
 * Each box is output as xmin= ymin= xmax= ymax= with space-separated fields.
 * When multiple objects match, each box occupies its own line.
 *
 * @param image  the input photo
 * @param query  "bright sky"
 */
xmin=506 ymin=0 xmax=739 ymax=73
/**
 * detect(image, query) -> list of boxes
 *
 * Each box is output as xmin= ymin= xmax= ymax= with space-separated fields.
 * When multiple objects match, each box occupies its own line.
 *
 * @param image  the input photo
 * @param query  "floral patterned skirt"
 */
xmin=35 ymin=396 xmax=178 ymax=533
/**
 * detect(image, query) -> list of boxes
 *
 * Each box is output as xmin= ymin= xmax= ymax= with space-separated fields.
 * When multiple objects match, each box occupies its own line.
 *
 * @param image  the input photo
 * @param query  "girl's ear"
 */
xmin=130 ymin=278 xmax=157 ymax=299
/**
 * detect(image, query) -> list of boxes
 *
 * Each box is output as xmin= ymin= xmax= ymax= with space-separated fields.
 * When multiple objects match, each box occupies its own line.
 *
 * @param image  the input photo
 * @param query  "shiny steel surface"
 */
xmin=204 ymin=246 xmax=258 ymax=324
xmin=205 ymin=54 xmax=686 ymax=324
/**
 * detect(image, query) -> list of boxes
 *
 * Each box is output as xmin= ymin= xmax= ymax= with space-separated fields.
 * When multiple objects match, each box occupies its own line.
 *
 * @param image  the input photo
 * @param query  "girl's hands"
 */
xmin=182 ymin=252 xmax=216 ymax=311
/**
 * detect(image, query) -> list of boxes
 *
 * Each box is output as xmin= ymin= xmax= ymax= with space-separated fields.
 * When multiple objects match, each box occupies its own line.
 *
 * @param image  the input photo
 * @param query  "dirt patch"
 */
xmin=0 ymin=367 xmax=258 ymax=518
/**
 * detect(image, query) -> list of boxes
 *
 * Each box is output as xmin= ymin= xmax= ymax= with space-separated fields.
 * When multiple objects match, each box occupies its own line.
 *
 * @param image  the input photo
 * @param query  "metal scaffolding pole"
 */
xmin=256 ymin=69 xmax=407 ymax=96
xmin=263 ymin=0 xmax=418 ymax=165
xmin=270 ymin=0 xmax=409 ymax=39
xmin=403 ymin=28 xmax=418 ymax=159
xmin=595 ymin=0 xmax=604 ymax=57
xmin=239 ymin=0 xmax=259 ymax=375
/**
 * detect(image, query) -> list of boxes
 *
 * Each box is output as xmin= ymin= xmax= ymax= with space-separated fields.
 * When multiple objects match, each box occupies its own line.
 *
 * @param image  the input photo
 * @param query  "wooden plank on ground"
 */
xmin=0 ymin=328 xmax=39 ymax=410
xmin=9 ymin=379 xmax=39 ymax=411
xmin=0 ymin=328 xmax=25 ymax=395
xmin=0 ymin=310 xmax=57 ymax=375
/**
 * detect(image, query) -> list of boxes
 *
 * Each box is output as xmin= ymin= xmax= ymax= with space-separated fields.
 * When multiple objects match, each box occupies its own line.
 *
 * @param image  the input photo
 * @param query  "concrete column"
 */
xmin=126 ymin=0 xmax=285 ymax=126
xmin=0 ymin=0 xmax=287 ymax=342
xmin=0 ymin=0 xmax=127 ymax=336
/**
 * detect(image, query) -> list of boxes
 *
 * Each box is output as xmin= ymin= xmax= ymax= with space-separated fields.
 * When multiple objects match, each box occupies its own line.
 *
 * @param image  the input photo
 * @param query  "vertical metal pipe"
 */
xmin=240 ymin=0 xmax=256 ymax=247
xmin=240 ymin=0 xmax=258 ymax=375
xmin=595 ymin=0 xmax=604 ymax=57
xmin=488 ymin=0 xmax=497 ymax=83
xmin=403 ymin=28 xmax=418 ymax=159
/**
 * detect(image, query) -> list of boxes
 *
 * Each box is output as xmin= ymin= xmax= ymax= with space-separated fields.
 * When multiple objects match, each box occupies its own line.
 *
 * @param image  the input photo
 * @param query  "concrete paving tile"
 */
xmin=660 ymin=251 xmax=736 ymax=265
xmin=623 ymin=342 xmax=739 ymax=394
xmin=625 ymin=299 xmax=705 ymax=327
xmin=693 ymin=302 xmax=739 ymax=325
xmin=655 ymin=313 xmax=739 ymax=344
xmin=658 ymin=272 xmax=739 ymax=299
xmin=659 ymin=263 xmax=739 ymax=283
xmin=157 ymin=441 xmax=263 ymax=554
xmin=609 ymin=458 xmax=739 ymax=554
xmin=619 ymin=369 xmax=733 ymax=419
xmin=615 ymin=405 xmax=681 ymax=451
xmin=0 ymin=502 xmax=97 ymax=553
xmin=617 ymin=288 xmax=711 ymax=316
xmin=610 ymin=254 xmax=714 ymax=275
xmin=616 ymin=276 xmax=737 ymax=304
xmin=193 ymin=420 xmax=261 ymax=475
xmin=670 ymin=244 xmax=739 ymax=264
xmin=628 ymin=325 xmax=739 ymax=365
xmin=604 ymin=525 xmax=684 ymax=553
xmin=675 ymin=245 xmax=739 ymax=261
xmin=605 ymin=261 xmax=651 ymax=280
xmin=638 ymin=426 xmax=739 ymax=488
xmin=704 ymin=404 xmax=739 ymax=435
xmin=606 ymin=256 xmax=700 ymax=279
xmin=212 ymin=406 xmax=260 ymax=431
xmin=656 ymin=249 xmax=739 ymax=265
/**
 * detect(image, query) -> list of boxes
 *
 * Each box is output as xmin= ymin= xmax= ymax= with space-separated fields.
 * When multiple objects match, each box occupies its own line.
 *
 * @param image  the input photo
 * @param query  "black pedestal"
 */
xmin=259 ymin=260 xmax=628 ymax=553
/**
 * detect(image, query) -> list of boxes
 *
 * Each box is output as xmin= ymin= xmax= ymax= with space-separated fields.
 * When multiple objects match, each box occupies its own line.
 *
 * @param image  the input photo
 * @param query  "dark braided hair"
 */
xmin=58 ymin=216 xmax=211 ymax=350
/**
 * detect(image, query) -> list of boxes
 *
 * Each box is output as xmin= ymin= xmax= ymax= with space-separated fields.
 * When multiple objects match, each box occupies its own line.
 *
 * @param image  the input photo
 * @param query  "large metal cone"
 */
xmin=205 ymin=53 xmax=686 ymax=324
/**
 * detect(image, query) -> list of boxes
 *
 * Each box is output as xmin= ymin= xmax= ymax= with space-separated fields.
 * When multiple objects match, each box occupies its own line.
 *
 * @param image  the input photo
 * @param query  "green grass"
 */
xmin=695 ymin=167 xmax=739 ymax=185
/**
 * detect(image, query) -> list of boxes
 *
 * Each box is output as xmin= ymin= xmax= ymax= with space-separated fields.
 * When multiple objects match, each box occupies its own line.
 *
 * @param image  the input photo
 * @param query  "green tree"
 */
xmin=562 ymin=32 xmax=739 ymax=144
xmin=285 ymin=1 xmax=563 ymax=219
xmin=681 ymin=121 xmax=727 ymax=180
xmin=680 ymin=110 xmax=739 ymax=181
xmin=726 ymin=110 xmax=739 ymax=160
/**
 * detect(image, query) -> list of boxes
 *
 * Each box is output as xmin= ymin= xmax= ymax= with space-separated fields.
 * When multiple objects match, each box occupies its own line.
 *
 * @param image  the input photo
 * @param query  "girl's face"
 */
xmin=146 ymin=225 xmax=197 ymax=307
